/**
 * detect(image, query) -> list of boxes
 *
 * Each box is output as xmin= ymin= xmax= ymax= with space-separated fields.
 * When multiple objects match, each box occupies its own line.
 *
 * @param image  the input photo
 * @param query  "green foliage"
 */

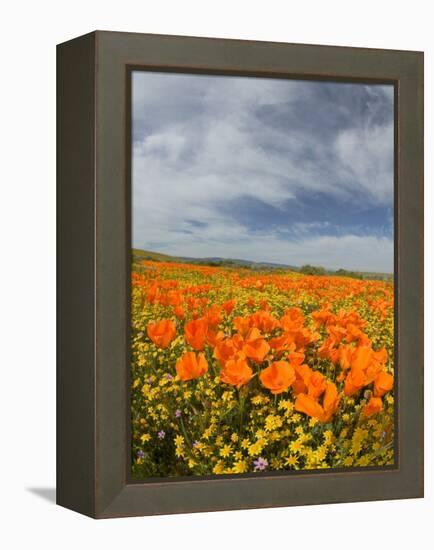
xmin=299 ymin=264 xmax=326 ymax=276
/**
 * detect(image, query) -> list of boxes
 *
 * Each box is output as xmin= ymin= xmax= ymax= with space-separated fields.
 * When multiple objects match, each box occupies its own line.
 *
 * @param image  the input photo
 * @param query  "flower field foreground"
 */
xmin=131 ymin=260 xmax=394 ymax=477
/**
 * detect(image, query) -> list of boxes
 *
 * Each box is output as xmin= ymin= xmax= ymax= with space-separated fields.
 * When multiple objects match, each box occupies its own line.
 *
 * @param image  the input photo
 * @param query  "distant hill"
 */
xmin=132 ymin=248 xmax=392 ymax=280
xmin=132 ymin=248 xmax=185 ymax=263
xmin=132 ymin=248 xmax=298 ymax=271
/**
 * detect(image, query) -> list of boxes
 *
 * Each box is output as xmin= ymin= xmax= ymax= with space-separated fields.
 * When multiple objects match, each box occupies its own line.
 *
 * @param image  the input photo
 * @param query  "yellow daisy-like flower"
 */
xmin=285 ymin=455 xmax=298 ymax=467
xmin=232 ymin=459 xmax=248 ymax=474
xmin=174 ymin=435 xmax=184 ymax=446
xmin=251 ymin=395 xmax=264 ymax=405
xmin=289 ymin=440 xmax=304 ymax=454
xmin=265 ymin=414 xmax=283 ymax=432
xmin=220 ymin=444 xmax=232 ymax=458
xmin=213 ymin=461 xmax=225 ymax=474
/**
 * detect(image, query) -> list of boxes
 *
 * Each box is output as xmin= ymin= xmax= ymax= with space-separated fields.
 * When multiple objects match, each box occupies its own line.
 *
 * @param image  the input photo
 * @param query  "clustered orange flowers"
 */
xmin=312 ymin=306 xmax=393 ymax=418
xmin=143 ymin=293 xmax=393 ymax=425
xmin=132 ymin=261 xmax=395 ymax=476
xmin=135 ymin=262 xmax=394 ymax=428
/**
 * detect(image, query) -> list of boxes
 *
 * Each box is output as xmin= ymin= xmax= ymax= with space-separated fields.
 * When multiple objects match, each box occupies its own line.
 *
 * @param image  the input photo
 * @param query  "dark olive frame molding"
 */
xmin=57 ymin=30 xmax=424 ymax=519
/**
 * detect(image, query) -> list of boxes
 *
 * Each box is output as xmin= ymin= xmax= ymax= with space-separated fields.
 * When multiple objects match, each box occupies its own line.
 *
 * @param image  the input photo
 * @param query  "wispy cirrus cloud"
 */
xmin=132 ymin=71 xmax=394 ymax=272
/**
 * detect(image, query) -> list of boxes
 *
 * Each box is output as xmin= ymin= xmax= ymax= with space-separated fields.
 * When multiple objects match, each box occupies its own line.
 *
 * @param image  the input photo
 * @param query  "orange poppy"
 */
xmin=184 ymin=317 xmax=208 ymax=350
xmin=259 ymin=361 xmax=296 ymax=394
xmin=220 ymin=357 xmax=253 ymax=388
xmin=233 ymin=316 xmax=253 ymax=337
xmin=344 ymin=345 xmax=388 ymax=396
xmin=213 ymin=334 xmax=245 ymax=366
xmin=307 ymin=371 xmax=327 ymax=399
xmin=269 ymin=334 xmax=294 ymax=355
xmin=363 ymin=396 xmax=383 ymax=417
xmin=373 ymin=371 xmax=394 ymax=397
xmin=250 ymin=310 xmax=280 ymax=333
xmin=204 ymin=305 xmax=222 ymax=327
xmin=321 ymin=382 xmax=340 ymax=422
xmin=222 ymin=299 xmax=236 ymax=315
xmin=292 ymin=363 xmax=313 ymax=395
xmin=311 ymin=308 xmax=334 ymax=327
xmin=280 ymin=308 xmax=305 ymax=331
xmin=337 ymin=344 xmax=354 ymax=371
xmin=294 ymin=393 xmax=324 ymax=420
xmin=243 ymin=328 xmax=270 ymax=363
xmin=176 ymin=351 xmax=208 ymax=381
xmin=147 ymin=319 xmax=177 ymax=349
xmin=174 ymin=305 xmax=185 ymax=320
xmin=206 ymin=329 xmax=225 ymax=347
xmin=294 ymin=381 xmax=340 ymax=422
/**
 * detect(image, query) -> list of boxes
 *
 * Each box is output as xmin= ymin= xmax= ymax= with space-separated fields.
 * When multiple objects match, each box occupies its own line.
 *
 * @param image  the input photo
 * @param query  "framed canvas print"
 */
xmin=57 ymin=31 xmax=424 ymax=518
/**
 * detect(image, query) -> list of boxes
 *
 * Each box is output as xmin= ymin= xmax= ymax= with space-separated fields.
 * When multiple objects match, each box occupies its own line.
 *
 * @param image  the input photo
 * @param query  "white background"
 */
xmin=1 ymin=1 xmax=432 ymax=548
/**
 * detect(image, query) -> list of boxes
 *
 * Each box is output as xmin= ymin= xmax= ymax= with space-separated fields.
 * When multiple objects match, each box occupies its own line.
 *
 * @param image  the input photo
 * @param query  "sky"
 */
xmin=132 ymin=71 xmax=394 ymax=272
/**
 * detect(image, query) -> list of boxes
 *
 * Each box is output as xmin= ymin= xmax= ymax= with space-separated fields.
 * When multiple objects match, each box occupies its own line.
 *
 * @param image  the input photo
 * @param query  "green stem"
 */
xmin=179 ymin=415 xmax=191 ymax=447
xmin=239 ymin=391 xmax=245 ymax=434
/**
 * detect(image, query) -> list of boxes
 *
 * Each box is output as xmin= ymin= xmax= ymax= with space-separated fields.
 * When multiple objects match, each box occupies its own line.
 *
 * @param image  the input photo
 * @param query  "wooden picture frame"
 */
xmin=57 ymin=30 xmax=423 ymax=518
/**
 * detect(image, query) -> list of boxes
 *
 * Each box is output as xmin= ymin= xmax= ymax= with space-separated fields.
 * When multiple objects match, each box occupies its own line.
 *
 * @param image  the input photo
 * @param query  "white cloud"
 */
xmin=132 ymin=72 xmax=394 ymax=272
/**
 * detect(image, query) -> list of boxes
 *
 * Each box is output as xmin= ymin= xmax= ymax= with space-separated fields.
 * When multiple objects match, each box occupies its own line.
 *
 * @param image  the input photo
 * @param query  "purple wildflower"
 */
xmin=166 ymin=373 xmax=173 ymax=381
xmin=175 ymin=409 xmax=182 ymax=418
xmin=192 ymin=440 xmax=200 ymax=448
xmin=136 ymin=450 xmax=145 ymax=458
xmin=253 ymin=457 xmax=268 ymax=471
xmin=157 ymin=430 xmax=166 ymax=439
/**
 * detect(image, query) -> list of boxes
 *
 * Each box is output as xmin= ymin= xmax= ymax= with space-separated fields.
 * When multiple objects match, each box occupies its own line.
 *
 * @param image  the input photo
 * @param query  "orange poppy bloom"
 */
xmin=204 ymin=305 xmax=222 ymax=327
xmin=146 ymin=283 xmax=159 ymax=304
xmin=222 ymin=299 xmax=236 ymax=315
xmin=233 ymin=316 xmax=253 ymax=337
xmin=363 ymin=396 xmax=383 ymax=417
xmin=250 ymin=310 xmax=280 ymax=333
xmin=311 ymin=308 xmax=334 ymax=327
xmin=184 ymin=317 xmax=208 ymax=350
xmin=243 ymin=328 xmax=270 ymax=363
xmin=294 ymin=381 xmax=340 ymax=422
xmin=269 ymin=334 xmax=293 ymax=355
xmin=321 ymin=382 xmax=340 ymax=422
xmin=344 ymin=365 xmax=366 ymax=396
xmin=147 ymin=319 xmax=177 ymax=349
xmin=259 ymin=361 xmax=296 ymax=394
xmin=259 ymin=299 xmax=269 ymax=310
xmin=280 ymin=308 xmax=305 ymax=331
xmin=337 ymin=344 xmax=354 ymax=371
xmin=307 ymin=371 xmax=327 ymax=399
xmin=292 ymin=363 xmax=313 ymax=395
xmin=374 ymin=371 xmax=394 ymax=397
xmin=176 ymin=351 xmax=208 ymax=381
xmin=167 ymin=290 xmax=182 ymax=307
xmin=206 ymin=329 xmax=225 ymax=347
xmin=294 ymin=393 xmax=324 ymax=420
xmin=214 ymin=334 xmax=245 ymax=366
xmin=344 ymin=345 xmax=388 ymax=396
xmin=288 ymin=351 xmax=306 ymax=366
xmin=220 ymin=357 xmax=253 ymax=388
xmin=174 ymin=305 xmax=185 ymax=320
xmin=318 ymin=337 xmax=339 ymax=363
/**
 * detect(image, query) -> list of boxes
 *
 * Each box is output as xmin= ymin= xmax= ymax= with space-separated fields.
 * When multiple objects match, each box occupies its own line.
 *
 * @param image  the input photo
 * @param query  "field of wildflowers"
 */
xmin=131 ymin=259 xmax=394 ymax=478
